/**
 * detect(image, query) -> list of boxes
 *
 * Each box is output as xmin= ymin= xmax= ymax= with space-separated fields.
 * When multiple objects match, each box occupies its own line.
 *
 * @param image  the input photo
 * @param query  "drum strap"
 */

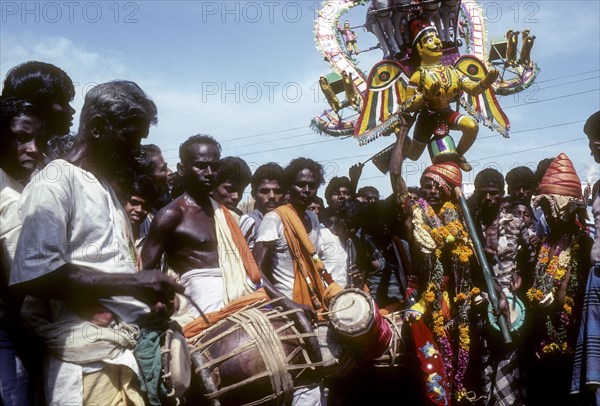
xmin=345 ymin=238 xmax=357 ymax=288
xmin=391 ymin=237 xmax=409 ymax=298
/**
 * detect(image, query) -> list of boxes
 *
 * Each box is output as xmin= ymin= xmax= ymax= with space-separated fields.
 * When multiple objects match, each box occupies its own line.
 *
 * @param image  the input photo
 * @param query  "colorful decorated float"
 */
xmin=311 ymin=0 xmax=539 ymax=172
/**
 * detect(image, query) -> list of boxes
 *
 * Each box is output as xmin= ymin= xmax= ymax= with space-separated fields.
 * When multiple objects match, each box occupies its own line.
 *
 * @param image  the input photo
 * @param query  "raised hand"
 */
xmin=349 ymin=162 xmax=364 ymax=183
xmin=423 ymin=81 xmax=441 ymax=101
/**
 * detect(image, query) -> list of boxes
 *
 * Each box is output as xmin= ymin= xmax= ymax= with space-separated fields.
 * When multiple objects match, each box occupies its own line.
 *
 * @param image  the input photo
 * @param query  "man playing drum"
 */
xmin=141 ymin=135 xmax=263 ymax=318
xmin=142 ymin=141 xmax=326 ymax=405
xmin=254 ymin=157 xmax=327 ymax=406
xmin=10 ymin=81 xmax=182 ymax=405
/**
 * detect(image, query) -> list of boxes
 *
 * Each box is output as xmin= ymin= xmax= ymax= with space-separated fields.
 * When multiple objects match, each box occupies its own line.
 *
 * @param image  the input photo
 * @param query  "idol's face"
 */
xmin=418 ymin=32 xmax=442 ymax=62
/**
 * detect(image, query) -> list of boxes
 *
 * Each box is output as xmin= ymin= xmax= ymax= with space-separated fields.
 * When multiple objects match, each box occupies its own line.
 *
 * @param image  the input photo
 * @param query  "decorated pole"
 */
xmin=454 ymin=187 xmax=513 ymax=345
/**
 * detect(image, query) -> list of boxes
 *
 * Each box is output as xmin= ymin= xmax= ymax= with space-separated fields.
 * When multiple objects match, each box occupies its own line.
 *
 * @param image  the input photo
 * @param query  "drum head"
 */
xmin=168 ymin=330 xmax=192 ymax=397
xmin=487 ymin=293 xmax=525 ymax=332
xmin=329 ymin=289 xmax=374 ymax=337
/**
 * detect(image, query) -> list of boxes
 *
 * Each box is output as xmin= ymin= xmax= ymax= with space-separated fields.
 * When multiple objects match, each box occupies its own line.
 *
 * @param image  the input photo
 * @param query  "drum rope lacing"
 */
xmin=380 ymin=312 xmax=404 ymax=365
xmin=233 ymin=308 xmax=295 ymax=402
xmin=188 ymin=305 xmax=321 ymax=405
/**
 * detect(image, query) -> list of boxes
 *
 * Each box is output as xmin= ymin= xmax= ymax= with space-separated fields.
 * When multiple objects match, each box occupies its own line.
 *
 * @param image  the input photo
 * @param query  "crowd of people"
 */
xmin=0 ymin=60 xmax=598 ymax=406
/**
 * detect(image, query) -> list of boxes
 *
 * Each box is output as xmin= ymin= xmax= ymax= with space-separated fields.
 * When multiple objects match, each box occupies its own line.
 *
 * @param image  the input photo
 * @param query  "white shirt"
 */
xmin=1 ymin=168 xmax=24 ymax=319
xmin=0 ymin=168 xmax=23 ymax=278
xmin=255 ymin=209 xmax=321 ymax=299
xmin=11 ymin=160 xmax=149 ymax=322
xmin=239 ymin=209 xmax=263 ymax=251
xmin=10 ymin=160 xmax=148 ymax=404
xmin=318 ymin=225 xmax=349 ymax=288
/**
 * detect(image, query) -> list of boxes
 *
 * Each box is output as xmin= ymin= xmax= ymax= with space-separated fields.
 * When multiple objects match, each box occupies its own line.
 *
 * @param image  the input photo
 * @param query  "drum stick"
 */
xmin=319 ymin=299 xmax=356 ymax=316
xmin=182 ymin=292 xmax=210 ymax=325
xmin=453 ymin=187 xmax=513 ymax=345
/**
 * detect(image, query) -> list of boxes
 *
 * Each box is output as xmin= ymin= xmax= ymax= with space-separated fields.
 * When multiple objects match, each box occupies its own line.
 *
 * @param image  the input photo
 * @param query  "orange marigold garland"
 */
xmin=409 ymin=199 xmax=477 ymax=401
xmin=528 ymin=233 xmax=584 ymax=356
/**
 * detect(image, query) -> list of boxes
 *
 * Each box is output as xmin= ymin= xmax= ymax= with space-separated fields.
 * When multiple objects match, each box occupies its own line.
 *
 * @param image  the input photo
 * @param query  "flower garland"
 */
xmin=527 ymin=234 xmax=582 ymax=355
xmin=412 ymin=198 xmax=439 ymax=254
xmin=409 ymin=199 xmax=477 ymax=400
xmin=527 ymin=234 xmax=572 ymax=305
xmin=453 ymin=287 xmax=480 ymax=401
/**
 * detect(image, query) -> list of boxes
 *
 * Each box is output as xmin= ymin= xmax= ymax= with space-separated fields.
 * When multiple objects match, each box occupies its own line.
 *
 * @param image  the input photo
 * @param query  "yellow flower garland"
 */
xmin=410 ymin=199 xmax=478 ymax=401
xmin=526 ymin=288 xmax=544 ymax=302
xmin=527 ymin=241 xmax=573 ymax=304
xmin=459 ymin=325 xmax=470 ymax=350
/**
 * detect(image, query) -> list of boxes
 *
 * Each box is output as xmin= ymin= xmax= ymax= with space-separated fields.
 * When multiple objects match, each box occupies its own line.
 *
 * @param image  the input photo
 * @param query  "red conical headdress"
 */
xmin=537 ymin=153 xmax=582 ymax=198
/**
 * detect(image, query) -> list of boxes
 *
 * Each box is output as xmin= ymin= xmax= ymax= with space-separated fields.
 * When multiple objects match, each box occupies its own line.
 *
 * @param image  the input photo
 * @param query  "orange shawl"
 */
xmin=275 ymin=204 xmax=328 ymax=311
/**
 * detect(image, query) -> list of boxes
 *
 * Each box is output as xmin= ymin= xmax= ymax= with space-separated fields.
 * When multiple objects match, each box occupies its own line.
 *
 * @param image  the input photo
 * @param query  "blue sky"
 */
xmin=2 ymin=0 xmax=598 ymax=200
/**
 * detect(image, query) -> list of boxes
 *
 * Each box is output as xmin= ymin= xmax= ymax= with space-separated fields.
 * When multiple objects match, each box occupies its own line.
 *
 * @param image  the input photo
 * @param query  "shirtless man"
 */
xmin=141 ymin=135 xmax=260 ymax=316
xmin=142 ymin=135 xmax=221 ymax=307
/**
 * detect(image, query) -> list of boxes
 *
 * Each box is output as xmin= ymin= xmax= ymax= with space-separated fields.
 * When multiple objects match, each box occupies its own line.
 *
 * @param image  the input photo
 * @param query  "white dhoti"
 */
xmin=176 ymin=200 xmax=262 ymax=323
xmin=179 ymin=268 xmax=224 ymax=317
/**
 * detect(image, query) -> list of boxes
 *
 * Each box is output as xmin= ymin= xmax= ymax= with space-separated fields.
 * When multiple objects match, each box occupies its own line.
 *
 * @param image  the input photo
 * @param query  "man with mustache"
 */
xmin=10 ymin=81 xmax=181 ymax=405
xmin=406 ymin=161 xmax=473 ymax=404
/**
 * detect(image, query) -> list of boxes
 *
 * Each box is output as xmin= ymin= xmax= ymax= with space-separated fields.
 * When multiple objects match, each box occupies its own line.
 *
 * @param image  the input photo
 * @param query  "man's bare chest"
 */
xmin=174 ymin=211 xmax=217 ymax=247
